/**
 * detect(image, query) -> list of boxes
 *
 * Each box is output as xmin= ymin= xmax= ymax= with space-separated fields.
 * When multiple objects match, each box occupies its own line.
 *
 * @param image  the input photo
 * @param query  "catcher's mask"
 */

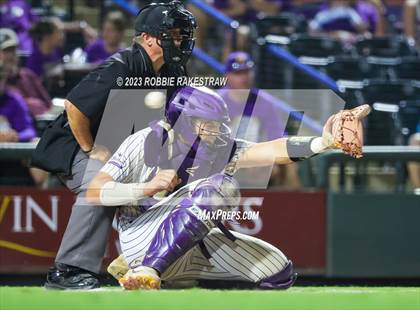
xmin=190 ymin=118 xmax=231 ymax=149
xmin=135 ymin=1 xmax=197 ymax=67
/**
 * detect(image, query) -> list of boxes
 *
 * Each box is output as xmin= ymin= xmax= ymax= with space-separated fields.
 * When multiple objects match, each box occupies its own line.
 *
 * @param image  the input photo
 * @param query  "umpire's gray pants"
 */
xmin=55 ymin=150 xmax=116 ymax=273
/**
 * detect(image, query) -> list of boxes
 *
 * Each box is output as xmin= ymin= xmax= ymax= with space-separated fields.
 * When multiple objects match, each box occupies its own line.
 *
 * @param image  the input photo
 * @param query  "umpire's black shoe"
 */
xmin=45 ymin=263 xmax=100 ymax=290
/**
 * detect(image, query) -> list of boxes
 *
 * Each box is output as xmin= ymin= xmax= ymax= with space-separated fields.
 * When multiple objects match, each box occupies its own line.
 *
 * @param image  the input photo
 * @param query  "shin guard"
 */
xmin=140 ymin=199 xmax=213 ymax=274
xmin=140 ymin=174 xmax=240 ymax=274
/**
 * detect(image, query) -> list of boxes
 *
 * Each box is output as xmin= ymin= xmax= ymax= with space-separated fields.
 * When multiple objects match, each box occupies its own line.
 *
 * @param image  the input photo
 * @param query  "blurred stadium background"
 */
xmin=0 ymin=0 xmax=419 ymax=297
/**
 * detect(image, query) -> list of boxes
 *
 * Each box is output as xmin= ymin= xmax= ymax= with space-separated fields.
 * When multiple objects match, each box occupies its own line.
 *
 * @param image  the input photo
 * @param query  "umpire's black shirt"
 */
xmin=32 ymin=43 xmax=186 ymax=176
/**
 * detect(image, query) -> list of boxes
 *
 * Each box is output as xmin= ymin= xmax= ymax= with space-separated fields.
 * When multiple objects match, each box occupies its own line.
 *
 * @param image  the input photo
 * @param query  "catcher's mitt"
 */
xmin=331 ymin=104 xmax=371 ymax=158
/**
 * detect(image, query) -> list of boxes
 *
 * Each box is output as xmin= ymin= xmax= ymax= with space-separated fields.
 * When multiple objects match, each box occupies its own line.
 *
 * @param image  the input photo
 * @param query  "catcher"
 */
xmin=86 ymin=86 xmax=370 ymax=290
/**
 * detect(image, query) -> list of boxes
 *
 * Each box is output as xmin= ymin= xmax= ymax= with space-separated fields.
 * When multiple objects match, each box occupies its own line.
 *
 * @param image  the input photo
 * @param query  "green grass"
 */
xmin=1 ymin=286 xmax=419 ymax=310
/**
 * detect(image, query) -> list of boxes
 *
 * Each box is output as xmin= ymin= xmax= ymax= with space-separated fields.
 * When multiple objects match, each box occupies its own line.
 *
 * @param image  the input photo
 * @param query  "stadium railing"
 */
xmin=111 ymin=0 xmax=138 ymax=15
xmin=315 ymin=146 xmax=420 ymax=192
xmin=3 ymin=143 xmax=419 ymax=193
xmin=0 ymin=143 xmax=38 ymax=161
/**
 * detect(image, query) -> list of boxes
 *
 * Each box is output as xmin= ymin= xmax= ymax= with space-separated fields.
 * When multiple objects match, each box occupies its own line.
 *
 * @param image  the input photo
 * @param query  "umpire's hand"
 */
xmin=88 ymin=145 xmax=111 ymax=162
xmin=144 ymin=169 xmax=181 ymax=197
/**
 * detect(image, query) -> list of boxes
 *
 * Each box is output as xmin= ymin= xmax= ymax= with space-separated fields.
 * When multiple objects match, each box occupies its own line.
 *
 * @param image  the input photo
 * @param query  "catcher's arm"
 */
xmin=86 ymin=170 xmax=180 ymax=206
xmin=236 ymin=104 xmax=371 ymax=169
xmin=236 ymin=130 xmax=332 ymax=169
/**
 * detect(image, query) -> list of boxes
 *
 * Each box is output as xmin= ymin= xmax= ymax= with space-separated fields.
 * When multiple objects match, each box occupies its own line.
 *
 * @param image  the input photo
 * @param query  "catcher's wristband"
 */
xmin=286 ymin=136 xmax=323 ymax=162
xmin=99 ymin=181 xmax=146 ymax=206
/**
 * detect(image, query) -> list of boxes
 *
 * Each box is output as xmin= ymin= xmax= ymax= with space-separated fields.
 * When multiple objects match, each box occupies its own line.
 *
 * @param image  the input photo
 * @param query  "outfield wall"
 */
xmin=0 ymin=188 xmax=418 ymax=277
xmin=327 ymin=193 xmax=420 ymax=278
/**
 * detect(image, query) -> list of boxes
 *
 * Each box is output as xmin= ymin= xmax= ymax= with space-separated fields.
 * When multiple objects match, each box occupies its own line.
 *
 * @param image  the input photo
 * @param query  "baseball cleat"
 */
xmin=118 ymin=266 xmax=161 ymax=290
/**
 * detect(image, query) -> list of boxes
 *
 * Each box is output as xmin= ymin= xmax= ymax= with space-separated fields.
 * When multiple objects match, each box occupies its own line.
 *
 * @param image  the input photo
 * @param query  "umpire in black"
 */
xmin=32 ymin=1 xmax=196 ymax=289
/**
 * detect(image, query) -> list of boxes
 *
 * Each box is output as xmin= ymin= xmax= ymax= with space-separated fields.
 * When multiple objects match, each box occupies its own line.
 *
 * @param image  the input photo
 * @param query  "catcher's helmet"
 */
xmin=134 ymin=1 xmax=196 ymax=66
xmin=166 ymin=86 xmax=232 ymax=149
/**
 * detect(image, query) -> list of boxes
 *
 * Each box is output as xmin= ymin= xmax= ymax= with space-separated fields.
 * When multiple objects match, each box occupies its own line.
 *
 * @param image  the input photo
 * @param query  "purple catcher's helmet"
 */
xmin=166 ymin=86 xmax=232 ymax=148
